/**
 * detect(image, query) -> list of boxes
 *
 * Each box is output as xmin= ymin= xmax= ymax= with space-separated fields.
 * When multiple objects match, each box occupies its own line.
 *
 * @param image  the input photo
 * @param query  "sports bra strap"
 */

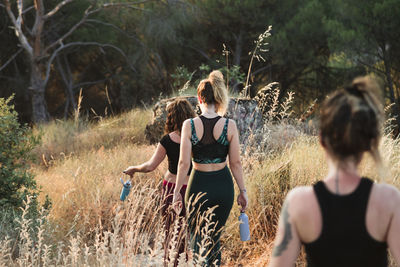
xmin=222 ymin=118 xmax=229 ymax=136
xmin=190 ymin=119 xmax=200 ymax=145
xmin=216 ymin=118 xmax=229 ymax=145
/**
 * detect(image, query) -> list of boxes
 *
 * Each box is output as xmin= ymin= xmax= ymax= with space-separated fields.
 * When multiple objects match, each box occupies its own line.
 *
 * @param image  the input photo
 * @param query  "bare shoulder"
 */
xmin=288 ymin=186 xmax=314 ymax=199
xmin=286 ymin=186 xmax=316 ymax=213
xmin=228 ymin=118 xmax=236 ymax=125
xmin=182 ymin=119 xmax=191 ymax=129
xmin=181 ymin=119 xmax=193 ymax=134
xmin=189 ymin=116 xmax=202 ymax=126
xmin=227 ymin=119 xmax=237 ymax=134
xmin=372 ymin=182 xmax=400 ymax=206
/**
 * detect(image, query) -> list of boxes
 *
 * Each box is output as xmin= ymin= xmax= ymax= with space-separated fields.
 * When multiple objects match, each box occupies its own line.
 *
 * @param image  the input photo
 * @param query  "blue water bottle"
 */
xmin=239 ymin=212 xmax=250 ymax=241
xmin=120 ymin=178 xmax=132 ymax=201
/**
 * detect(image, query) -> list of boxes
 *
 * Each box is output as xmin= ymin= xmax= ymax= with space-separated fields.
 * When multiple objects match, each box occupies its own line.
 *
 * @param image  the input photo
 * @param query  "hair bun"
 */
xmin=209 ymin=70 xmax=224 ymax=84
xmin=345 ymin=84 xmax=363 ymax=98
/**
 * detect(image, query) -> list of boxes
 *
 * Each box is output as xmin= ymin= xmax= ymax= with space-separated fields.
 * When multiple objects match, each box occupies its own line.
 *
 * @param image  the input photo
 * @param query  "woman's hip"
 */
xmin=185 ymin=166 xmax=234 ymax=201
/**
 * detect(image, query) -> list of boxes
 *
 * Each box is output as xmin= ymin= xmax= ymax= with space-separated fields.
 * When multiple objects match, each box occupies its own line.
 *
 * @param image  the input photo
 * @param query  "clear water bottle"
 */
xmin=239 ymin=212 xmax=250 ymax=241
xmin=120 ymin=178 xmax=132 ymax=201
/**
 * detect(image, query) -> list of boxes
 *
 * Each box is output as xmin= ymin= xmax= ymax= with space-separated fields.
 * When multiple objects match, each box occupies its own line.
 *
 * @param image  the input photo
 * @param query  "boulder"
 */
xmin=145 ymin=96 xmax=263 ymax=144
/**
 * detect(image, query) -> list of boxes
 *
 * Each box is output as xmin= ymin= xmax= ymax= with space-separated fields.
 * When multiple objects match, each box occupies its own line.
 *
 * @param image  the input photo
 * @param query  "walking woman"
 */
xmin=172 ymin=70 xmax=248 ymax=266
xmin=269 ymin=76 xmax=400 ymax=267
xmin=123 ymin=98 xmax=195 ymax=266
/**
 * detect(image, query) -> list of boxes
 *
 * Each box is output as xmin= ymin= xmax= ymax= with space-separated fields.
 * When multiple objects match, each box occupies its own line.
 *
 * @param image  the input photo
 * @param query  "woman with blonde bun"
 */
xmin=269 ymin=76 xmax=400 ymax=267
xmin=172 ymin=70 xmax=248 ymax=266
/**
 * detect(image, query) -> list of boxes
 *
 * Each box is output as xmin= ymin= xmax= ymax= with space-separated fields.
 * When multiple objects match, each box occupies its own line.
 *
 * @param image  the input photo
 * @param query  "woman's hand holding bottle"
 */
xmin=123 ymin=166 xmax=135 ymax=177
xmin=237 ymin=189 xmax=248 ymax=212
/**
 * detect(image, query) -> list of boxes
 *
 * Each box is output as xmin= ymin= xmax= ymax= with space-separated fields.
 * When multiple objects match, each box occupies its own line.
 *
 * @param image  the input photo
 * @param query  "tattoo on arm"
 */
xmin=272 ymin=201 xmax=293 ymax=257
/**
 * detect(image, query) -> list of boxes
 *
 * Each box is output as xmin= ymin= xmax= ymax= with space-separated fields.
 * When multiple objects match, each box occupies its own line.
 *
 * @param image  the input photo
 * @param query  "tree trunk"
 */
xmin=57 ymin=55 xmax=77 ymax=118
xmin=30 ymin=63 xmax=49 ymax=123
xmin=232 ymin=29 xmax=243 ymax=93
xmin=233 ymin=29 xmax=243 ymax=66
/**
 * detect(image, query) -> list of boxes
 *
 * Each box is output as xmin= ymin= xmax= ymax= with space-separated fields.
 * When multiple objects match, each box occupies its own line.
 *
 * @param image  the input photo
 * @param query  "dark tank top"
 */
xmin=190 ymin=116 xmax=229 ymax=164
xmin=304 ymin=177 xmax=388 ymax=267
xmin=159 ymin=134 xmax=192 ymax=175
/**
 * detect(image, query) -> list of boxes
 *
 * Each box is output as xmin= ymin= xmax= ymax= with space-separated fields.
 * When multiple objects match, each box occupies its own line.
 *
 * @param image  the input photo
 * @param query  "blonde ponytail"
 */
xmin=209 ymin=70 xmax=229 ymax=115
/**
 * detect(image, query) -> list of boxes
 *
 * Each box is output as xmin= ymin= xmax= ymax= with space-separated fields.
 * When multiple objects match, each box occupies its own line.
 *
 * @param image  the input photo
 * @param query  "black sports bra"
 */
xmin=190 ymin=116 xmax=229 ymax=164
xmin=160 ymin=134 xmax=192 ymax=175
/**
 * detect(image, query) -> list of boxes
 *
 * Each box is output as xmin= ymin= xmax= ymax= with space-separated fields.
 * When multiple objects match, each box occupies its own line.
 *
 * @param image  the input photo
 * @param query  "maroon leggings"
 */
xmin=161 ymin=180 xmax=187 ymax=267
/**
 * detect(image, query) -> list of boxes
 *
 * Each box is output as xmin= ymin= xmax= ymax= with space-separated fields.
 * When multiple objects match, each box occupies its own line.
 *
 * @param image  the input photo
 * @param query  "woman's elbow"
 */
xmin=178 ymin=160 xmax=190 ymax=171
xmin=147 ymin=166 xmax=156 ymax=172
xmin=146 ymin=162 xmax=158 ymax=172
xmin=229 ymin=159 xmax=242 ymax=169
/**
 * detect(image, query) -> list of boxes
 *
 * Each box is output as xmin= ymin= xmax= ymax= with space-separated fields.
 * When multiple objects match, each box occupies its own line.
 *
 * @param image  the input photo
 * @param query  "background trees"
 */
xmin=1 ymin=0 xmax=400 ymax=129
xmin=0 ymin=0 xmax=141 ymax=122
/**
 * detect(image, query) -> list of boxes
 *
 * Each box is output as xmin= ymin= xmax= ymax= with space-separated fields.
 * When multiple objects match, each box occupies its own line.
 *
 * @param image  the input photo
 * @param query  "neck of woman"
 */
xmin=201 ymin=104 xmax=218 ymax=117
xmin=324 ymin=155 xmax=363 ymax=195
xmin=326 ymin=156 xmax=361 ymax=181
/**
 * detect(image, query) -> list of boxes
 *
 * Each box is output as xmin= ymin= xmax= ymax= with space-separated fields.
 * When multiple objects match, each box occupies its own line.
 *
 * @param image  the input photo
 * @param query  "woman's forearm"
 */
xmin=130 ymin=162 xmax=154 ymax=173
xmin=125 ymin=144 xmax=166 ymax=175
xmin=230 ymin=162 xmax=246 ymax=191
xmin=174 ymin=161 xmax=190 ymax=193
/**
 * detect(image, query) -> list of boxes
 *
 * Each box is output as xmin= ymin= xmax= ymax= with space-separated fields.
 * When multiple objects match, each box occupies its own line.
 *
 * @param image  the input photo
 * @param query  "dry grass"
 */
xmin=1 ymin=108 xmax=399 ymax=266
xmin=33 ymin=109 xmax=152 ymax=166
xmin=33 ymin=143 xmax=164 ymax=239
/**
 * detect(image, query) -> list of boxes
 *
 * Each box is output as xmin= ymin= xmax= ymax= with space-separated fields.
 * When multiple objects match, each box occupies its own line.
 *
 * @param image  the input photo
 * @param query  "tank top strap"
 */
xmin=190 ymin=118 xmax=199 ymax=145
xmin=312 ymin=181 xmax=331 ymax=227
xmin=356 ymin=177 xmax=374 ymax=216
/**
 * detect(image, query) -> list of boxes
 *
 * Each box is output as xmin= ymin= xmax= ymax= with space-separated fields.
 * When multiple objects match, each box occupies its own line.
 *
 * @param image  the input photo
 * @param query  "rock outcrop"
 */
xmin=145 ymin=96 xmax=263 ymax=144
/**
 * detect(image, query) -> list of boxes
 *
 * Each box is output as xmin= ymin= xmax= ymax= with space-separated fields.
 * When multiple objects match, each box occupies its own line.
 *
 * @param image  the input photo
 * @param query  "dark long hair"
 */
xmin=165 ymin=98 xmax=196 ymax=134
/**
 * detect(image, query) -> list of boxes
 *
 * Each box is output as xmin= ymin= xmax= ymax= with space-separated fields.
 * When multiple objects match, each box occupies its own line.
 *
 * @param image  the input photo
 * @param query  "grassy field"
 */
xmin=1 ymin=108 xmax=399 ymax=266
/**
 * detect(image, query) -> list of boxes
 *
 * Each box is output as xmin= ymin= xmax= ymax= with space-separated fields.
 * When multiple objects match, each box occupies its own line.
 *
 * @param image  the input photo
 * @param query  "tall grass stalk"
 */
xmin=244 ymin=26 xmax=272 ymax=98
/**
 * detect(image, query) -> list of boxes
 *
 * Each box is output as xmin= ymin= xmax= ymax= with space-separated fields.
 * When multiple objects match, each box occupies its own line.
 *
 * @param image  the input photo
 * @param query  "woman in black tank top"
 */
xmin=269 ymin=77 xmax=400 ymax=266
xmin=123 ymin=98 xmax=195 ymax=267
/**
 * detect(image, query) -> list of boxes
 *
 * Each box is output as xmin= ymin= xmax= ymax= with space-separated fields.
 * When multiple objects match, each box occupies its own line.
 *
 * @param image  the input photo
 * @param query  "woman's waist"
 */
xmin=164 ymin=171 xmax=176 ymax=181
xmin=192 ymin=164 xmax=229 ymax=175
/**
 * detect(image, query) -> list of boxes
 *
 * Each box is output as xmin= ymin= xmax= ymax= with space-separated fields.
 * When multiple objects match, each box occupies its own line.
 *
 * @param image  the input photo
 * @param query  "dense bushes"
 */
xmin=0 ymin=96 xmax=40 ymax=208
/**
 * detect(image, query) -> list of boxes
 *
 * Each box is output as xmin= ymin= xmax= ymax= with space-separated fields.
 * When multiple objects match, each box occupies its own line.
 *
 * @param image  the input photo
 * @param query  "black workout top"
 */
xmin=190 ymin=116 xmax=229 ymax=164
xmin=304 ymin=177 xmax=388 ymax=267
xmin=160 ymin=134 xmax=192 ymax=175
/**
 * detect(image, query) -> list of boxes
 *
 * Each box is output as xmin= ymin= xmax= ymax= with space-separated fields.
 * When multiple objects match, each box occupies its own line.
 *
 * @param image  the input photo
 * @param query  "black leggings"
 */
xmin=185 ymin=166 xmax=234 ymax=266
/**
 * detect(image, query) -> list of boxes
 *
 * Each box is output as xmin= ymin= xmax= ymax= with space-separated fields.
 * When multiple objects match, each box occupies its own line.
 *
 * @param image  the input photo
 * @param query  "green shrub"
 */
xmin=0 ymin=96 xmax=39 ymax=208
